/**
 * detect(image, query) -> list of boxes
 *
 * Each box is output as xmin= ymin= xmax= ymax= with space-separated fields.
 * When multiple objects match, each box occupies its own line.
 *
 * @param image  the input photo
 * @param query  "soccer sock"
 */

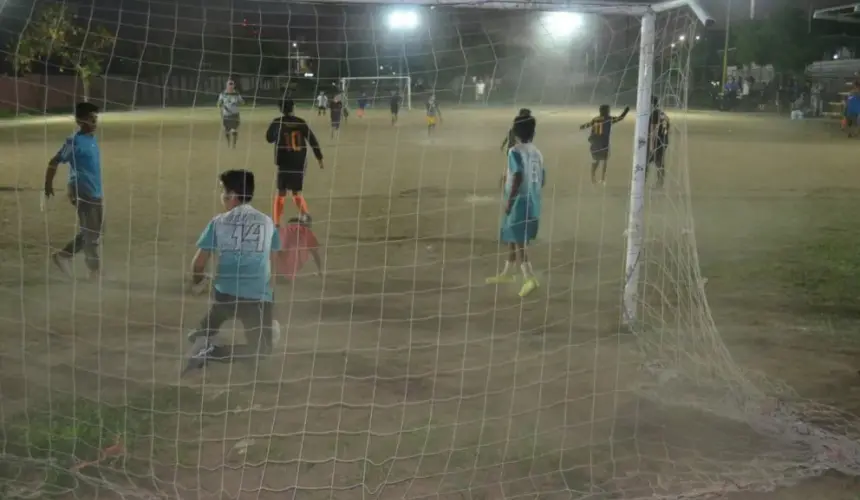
xmin=500 ymin=260 xmax=514 ymax=275
xmin=273 ymin=195 xmax=286 ymax=225
xmin=293 ymin=194 xmax=309 ymax=214
xmin=520 ymin=262 xmax=533 ymax=279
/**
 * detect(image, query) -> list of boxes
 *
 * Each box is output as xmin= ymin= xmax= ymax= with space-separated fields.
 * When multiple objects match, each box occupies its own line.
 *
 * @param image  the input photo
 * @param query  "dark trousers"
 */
xmin=60 ymin=189 xmax=104 ymax=272
xmin=197 ymin=290 xmax=275 ymax=363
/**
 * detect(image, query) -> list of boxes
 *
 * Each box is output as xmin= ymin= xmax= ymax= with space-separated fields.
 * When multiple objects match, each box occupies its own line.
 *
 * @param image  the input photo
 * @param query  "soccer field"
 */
xmin=0 ymin=107 xmax=858 ymax=499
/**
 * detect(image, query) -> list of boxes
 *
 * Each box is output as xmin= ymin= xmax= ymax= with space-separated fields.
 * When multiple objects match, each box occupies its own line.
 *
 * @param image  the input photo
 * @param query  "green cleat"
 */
xmin=518 ymin=277 xmax=539 ymax=297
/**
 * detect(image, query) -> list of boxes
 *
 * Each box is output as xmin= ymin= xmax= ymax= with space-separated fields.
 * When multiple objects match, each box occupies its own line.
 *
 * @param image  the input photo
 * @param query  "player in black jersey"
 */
xmin=390 ymin=90 xmax=402 ymax=126
xmin=265 ymin=99 xmax=325 ymax=227
xmin=648 ymin=97 xmax=670 ymax=189
xmin=580 ymin=104 xmax=629 ymax=185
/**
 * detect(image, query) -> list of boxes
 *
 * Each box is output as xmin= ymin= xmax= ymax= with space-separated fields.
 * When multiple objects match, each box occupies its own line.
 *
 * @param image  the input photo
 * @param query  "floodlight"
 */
xmin=543 ymin=12 xmax=583 ymax=37
xmin=679 ymin=34 xmax=686 ymax=41
xmin=292 ymin=42 xmax=297 ymax=47
xmin=387 ymin=10 xmax=419 ymax=30
xmin=695 ymin=35 xmax=701 ymax=40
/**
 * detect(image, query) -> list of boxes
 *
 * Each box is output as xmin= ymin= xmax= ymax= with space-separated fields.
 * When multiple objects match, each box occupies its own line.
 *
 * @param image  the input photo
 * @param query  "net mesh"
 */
xmin=1 ymin=1 xmax=859 ymax=499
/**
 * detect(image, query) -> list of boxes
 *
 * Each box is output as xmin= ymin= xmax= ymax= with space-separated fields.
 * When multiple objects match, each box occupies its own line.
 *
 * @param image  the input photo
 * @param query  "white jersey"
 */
xmin=316 ymin=95 xmax=328 ymax=108
xmin=218 ymin=92 xmax=243 ymax=117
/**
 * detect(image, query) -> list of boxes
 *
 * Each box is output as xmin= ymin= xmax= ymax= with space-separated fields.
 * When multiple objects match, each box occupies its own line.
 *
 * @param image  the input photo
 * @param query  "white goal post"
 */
xmin=339 ymin=76 xmax=413 ymax=110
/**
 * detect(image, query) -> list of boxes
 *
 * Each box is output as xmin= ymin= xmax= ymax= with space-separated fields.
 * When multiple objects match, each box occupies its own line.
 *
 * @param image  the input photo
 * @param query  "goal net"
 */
xmin=1 ymin=0 xmax=858 ymax=498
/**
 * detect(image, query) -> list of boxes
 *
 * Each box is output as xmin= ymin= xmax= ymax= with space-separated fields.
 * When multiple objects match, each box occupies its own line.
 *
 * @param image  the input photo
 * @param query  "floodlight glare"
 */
xmin=387 ymin=10 xmax=419 ymax=30
xmin=543 ymin=12 xmax=583 ymax=37
xmin=678 ymin=35 xmax=686 ymax=41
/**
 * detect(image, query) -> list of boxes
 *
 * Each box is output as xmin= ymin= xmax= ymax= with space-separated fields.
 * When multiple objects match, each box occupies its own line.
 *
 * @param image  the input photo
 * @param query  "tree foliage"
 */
xmin=10 ymin=4 xmax=114 ymax=98
xmin=732 ymin=7 xmax=827 ymax=75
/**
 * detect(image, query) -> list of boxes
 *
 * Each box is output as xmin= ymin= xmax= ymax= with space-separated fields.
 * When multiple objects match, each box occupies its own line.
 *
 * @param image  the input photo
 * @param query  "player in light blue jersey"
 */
xmin=185 ymin=169 xmax=281 ymax=374
xmin=217 ymin=79 xmax=244 ymax=148
xmin=45 ymin=102 xmax=105 ymax=281
xmin=486 ymin=114 xmax=543 ymax=297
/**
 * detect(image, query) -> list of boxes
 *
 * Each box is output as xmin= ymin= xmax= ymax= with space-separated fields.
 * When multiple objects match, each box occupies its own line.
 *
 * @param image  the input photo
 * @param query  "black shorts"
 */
xmin=650 ymin=144 xmax=667 ymax=166
xmin=590 ymin=148 xmax=609 ymax=161
xmin=277 ymin=168 xmax=305 ymax=192
xmin=391 ymin=107 xmax=399 ymax=116
xmin=197 ymin=290 xmax=275 ymax=358
xmin=222 ymin=115 xmax=240 ymax=131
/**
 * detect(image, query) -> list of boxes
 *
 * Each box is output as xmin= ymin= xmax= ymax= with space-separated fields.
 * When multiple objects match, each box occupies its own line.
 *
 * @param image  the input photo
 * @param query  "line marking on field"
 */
xmin=465 ymin=194 xmax=496 ymax=205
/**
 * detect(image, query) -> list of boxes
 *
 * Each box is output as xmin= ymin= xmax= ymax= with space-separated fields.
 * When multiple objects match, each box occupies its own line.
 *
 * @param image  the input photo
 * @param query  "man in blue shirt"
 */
xmin=45 ymin=102 xmax=104 ymax=280
xmin=185 ymin=169 xmax=281 ymax=374
xmin=846 ymin=84 xmax=860 ymax=138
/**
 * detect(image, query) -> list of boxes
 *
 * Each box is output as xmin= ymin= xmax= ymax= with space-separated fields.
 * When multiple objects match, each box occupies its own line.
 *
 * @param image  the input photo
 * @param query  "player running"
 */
xmin=390 ymin=90 xmax=402 ymax=125
xmin=45 ymin=102 xmax=105 ymax=281
xmin=265 ymin=99 xmax=325 ymax=228
xmin=185 ymin=169 xmax=280 ymax=375
xmin=648 ymin=97 xmax=670 ymax=188
xmin=580 ymin=104 xmax=629 ymax=185
xmin=315 ymin=91 xmax=328 ymax=116
xmin=425 ymin=94 xmax=442 ymax=136
xmin=486 ymin=114 xmax=544 ymax=298
xmin=217 ymin=79 xmax=244 ymax=148
xmin=357 ymin=92 xmax=369 ymax=118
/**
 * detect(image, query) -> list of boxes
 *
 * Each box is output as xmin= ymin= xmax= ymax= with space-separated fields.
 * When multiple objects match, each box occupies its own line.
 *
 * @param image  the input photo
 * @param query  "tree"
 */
xmin=10 ymin=4 xmax=114 ymax=100
xmin=733 ymin=7 xmax=828 ymax=76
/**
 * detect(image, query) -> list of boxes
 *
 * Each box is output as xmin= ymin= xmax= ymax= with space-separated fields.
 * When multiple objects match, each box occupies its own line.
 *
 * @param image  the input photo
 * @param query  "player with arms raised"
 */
xmin=266 ymin=99 xmax=325 ymax=228
xmin=580 ymin=104 xmax=629 ymax=185
xmin=185 ymin=169 xmax=280 ymax=374
xmin=486 ymin=114 xmax=544 ymax=297
xmin=217 ymin=79 xmax=244 ymax=149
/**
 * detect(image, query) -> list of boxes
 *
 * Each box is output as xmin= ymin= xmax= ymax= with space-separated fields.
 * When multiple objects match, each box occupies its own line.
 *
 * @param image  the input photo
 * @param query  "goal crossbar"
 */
xmin=256 ymin=0 xmax=714 ymax=25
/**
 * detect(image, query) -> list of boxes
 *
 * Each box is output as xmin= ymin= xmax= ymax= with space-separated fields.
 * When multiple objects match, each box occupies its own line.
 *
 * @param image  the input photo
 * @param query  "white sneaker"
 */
xmin=51 ymin=253 xmax=72 ymax=278
xmin=271 ymin=320 xmax=282 ymax=348
xmin=184 ymin=337 xmax=214 ymax=374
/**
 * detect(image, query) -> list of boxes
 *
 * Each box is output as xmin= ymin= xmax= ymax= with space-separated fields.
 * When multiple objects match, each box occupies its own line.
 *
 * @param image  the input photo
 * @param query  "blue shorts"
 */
xmin=500 ymin=206 xmax=539 ymax=244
